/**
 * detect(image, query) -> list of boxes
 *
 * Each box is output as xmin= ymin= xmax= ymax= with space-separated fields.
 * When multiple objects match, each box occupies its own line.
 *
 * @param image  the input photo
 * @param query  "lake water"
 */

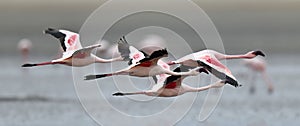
xmin=1 ymin=54 xmax=299 ymax=126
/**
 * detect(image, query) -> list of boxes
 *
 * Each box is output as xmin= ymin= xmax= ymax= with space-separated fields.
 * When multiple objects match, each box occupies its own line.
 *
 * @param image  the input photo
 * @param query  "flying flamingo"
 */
xmin=112 ymin=61 xmax=229 ymax=97
xmin=22 ymin=28 xmax=123 ymax=67
xmin=18 ymin=38 xmax=32 ymax=63
xmin=84 ymin=36 xmax=201 ymax=80
xmin=167 ymin=50 xmax=265 ymax=87
xmin=243 ymin=57 xmax=274 ymax=93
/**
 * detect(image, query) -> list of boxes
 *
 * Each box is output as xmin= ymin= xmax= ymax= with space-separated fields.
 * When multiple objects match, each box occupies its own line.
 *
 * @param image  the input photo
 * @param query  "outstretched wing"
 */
xmin=152 ymin=60 xmax=171 ymax=84
xmin=117 ymin=36 xmax=130 ymax=60
xmin=71 ymin=44 xmax=101 ymax=59
xmin=162 ymin=66 xmax=190 ymax=89
xmin=138 ymin=48 xmax=168 ymax=65
xmin=117 ymin=36 xmax=148 ymax=65
xmin=197 ymin=55 xmax=240 ymax=87
xmin=128 ymin=46 xmax=147 ymax=65
xmin=44 ymin=28 xmax=82 ymax=52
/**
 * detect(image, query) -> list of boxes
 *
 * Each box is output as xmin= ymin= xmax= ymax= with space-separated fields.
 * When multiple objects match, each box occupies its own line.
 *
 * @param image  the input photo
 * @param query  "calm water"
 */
xmin=0 ymin=54 xmax=300 ymax=126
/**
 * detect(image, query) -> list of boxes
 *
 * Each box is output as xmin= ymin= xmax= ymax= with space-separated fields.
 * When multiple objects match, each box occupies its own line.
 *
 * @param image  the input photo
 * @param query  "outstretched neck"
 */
xmin=94 ymin=56 xmax=123 ymax=63
xmin=223 ymin=54 xmax=252 ymax=60
xmin=187 ymin=85 xmax=211 ymax=92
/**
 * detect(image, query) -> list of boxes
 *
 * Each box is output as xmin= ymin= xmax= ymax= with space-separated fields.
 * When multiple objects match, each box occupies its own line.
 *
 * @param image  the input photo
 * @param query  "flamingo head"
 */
xmin=245 ymin=50 xmax=265 ymax=59
xmin=252 ymin=50 xmax=265 ymax=57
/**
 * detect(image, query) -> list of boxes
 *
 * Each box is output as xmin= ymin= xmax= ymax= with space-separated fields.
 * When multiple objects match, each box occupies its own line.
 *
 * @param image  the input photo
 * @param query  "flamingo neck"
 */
xmin=224 ymin=54 xmax=252 ymax=59
xmin=94 ymin=56 xmax=123 ymax=63
xmin=184 ymin=84 xmax=211 ymax=93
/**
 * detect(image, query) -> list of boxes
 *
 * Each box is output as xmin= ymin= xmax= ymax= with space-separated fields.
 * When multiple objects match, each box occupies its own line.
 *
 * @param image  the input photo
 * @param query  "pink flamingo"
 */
xmin=18 ymin=38 xmax=32 ymax=63
xmin=84 ymin=36 xmax=201 ymax=80
xmin=112 ymin=61 xmax=228 ymax=97
xmin=22 ymin=28 xmax=123 ymax=67
xmin=243 ymin=57 xmax=274 ymax=93
xmin=168 ymin=50 xmax=265 ymax=87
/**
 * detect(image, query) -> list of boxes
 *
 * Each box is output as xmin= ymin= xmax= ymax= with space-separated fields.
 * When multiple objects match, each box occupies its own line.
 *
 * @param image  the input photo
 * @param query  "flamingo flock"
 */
xmin=22 ymin=28 xmax=267 ymax=97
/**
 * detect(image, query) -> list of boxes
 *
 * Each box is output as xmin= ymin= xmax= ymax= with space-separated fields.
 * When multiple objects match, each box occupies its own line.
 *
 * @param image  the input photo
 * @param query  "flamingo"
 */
xmin=167 ymin=50 xmax=265 ymax=87
xmin=84 ymin=36 xmax=201 ymax=80
xmin=21 ymin=28 xmax=123 ymax=67
xmin=243 ymin=57 xmax=274 ymax=93
xmin=18 ymin=38 xmax=32 ymax=63
xmin=112 ymin=61 xmax=229 ymax=97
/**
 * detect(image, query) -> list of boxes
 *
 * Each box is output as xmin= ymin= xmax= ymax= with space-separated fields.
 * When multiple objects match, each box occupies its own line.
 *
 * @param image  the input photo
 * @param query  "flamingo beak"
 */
xmin=252 ymin=50 xmax=265 ymax=57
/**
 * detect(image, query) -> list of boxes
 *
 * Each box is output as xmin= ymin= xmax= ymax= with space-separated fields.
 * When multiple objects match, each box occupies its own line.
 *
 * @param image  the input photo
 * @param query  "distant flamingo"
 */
xmin=112 ymin=62 xmax=229 ymax=97
xmin=18 ymin=38 xmax=32 ymax=63
xmin=243 ymin=57 xmax=274 ymax=93
xmin=84 ymin=36 xmax=201 ymax=80
xmin=22 ymin=28 xmax=123 ymax=67
xmin=168 ymin=50 xmax=265 ymax=87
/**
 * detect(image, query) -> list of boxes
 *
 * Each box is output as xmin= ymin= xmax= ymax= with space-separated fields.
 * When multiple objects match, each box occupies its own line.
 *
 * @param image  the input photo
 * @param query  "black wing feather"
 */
xmin=139 ymin=48 xmax=168 ymax=63
xmin=44 ymin=28 xmax=67 ymax=51
xmin=118 ymin=36 xmax=131 ymax=61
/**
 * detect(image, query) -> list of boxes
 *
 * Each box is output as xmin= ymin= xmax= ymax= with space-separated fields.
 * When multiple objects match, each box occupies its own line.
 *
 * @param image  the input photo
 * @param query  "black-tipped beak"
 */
xmin=253 ymin=50 xmax=265 ymax=57
xmin=112 ymin=92 xmax=124 ymax=96
xmin=199 ymin=68 xmax=209 ymax=74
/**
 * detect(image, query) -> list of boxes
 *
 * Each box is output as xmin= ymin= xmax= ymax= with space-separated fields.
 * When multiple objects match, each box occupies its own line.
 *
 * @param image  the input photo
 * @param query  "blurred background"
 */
xmin=0 ymin=0 xmax=300 ymax=126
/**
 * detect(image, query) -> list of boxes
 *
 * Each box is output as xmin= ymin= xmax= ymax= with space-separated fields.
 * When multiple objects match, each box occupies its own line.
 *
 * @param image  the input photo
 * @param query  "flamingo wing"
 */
xmin=116 ymin=36 xmax=148 ymax=65
xmin=117 ymin=36 xmax=131 ymax=60
xmin=71 ymin=44 xmax=101 ymax=59
xmin=196 ymin=55 xmax=240 ymax=87
xmin=45 ymin=28 xmax=83 ymax=52
xmin=139 ymin=48 xmax=168 ymax=63
xmin=127 ymin=46 xmax=148 ymax=65
xmin=163 ymin=66 xmax=191 ymax=89
xmin=153 ymin=60 xmax=171 ymax=84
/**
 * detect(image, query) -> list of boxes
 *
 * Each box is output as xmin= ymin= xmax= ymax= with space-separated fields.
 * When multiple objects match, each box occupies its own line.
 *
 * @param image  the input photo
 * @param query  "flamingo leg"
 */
xmin=84 ymin=70 xmax=129 ymax=80
xmin=261 ymin=71 xmax=274 ymax=93
xmin=186 ymin=80 xmax=226 ymax=92
xmin=22 ymin=61 xmax=64 ymax=67
xmin=112 ymin=91 xmax=146 ymax=96
xmin=249 ymin=70 xmax=257 ymax=94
